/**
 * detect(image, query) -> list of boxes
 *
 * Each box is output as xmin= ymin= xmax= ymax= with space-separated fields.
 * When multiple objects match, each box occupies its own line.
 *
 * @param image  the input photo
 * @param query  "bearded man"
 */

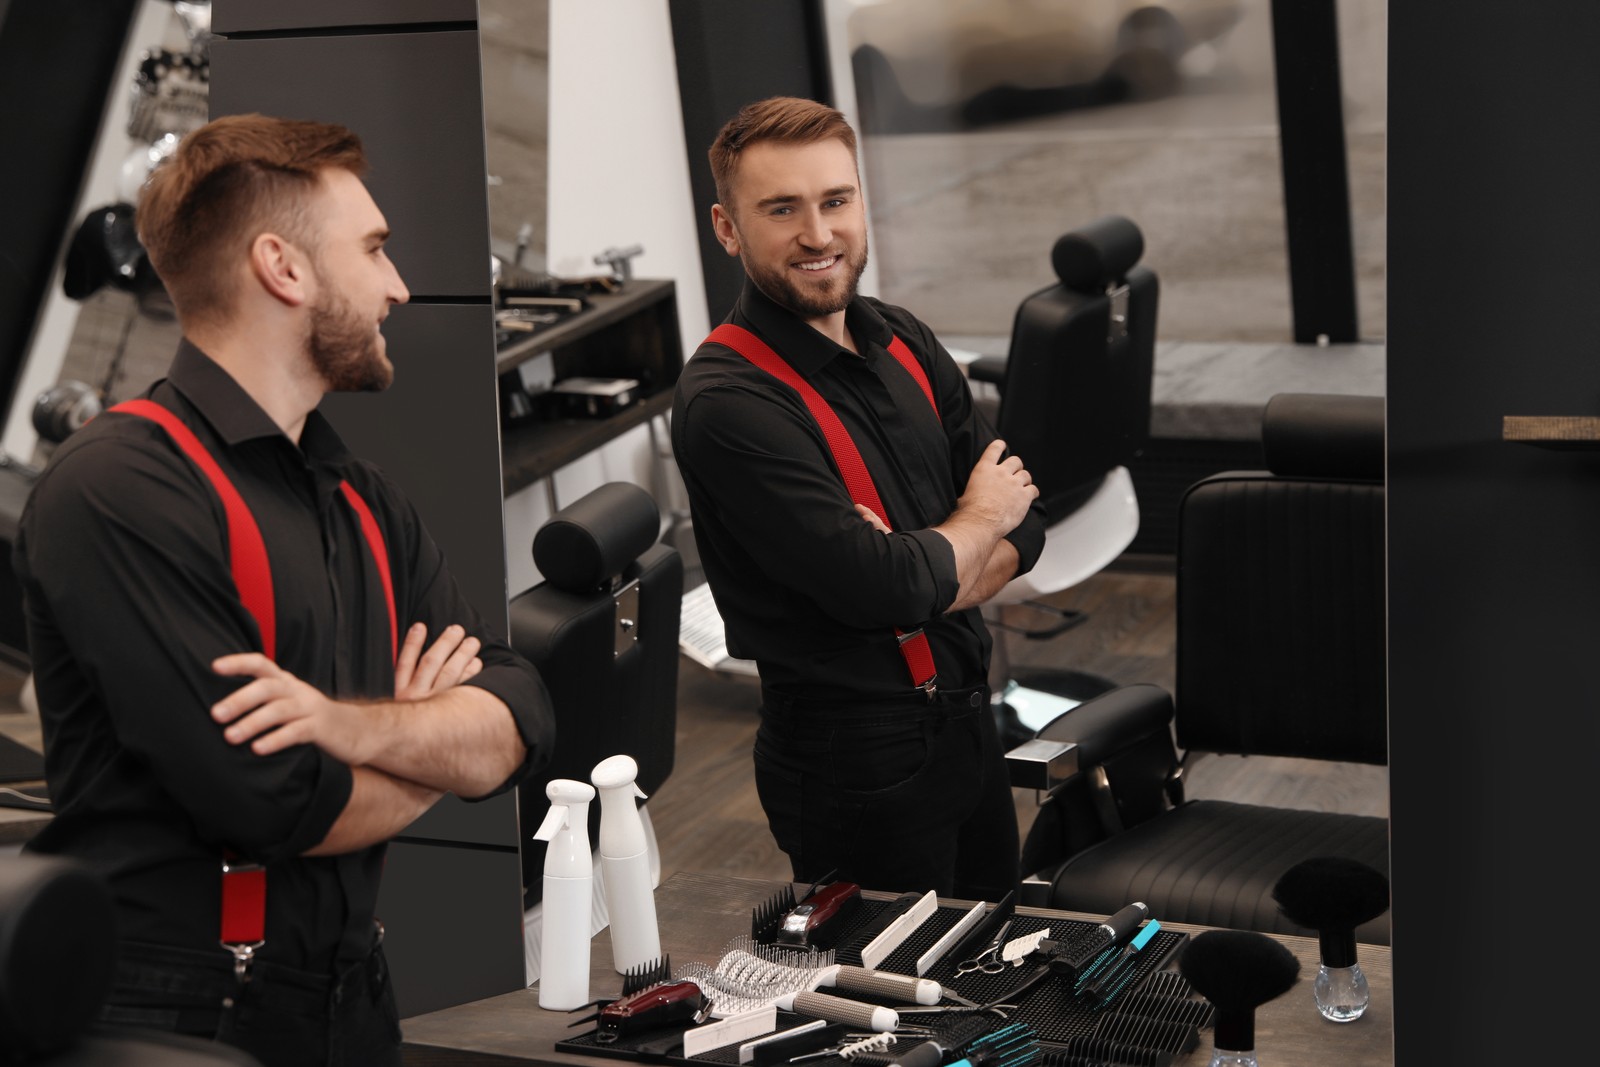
xmin=670 ymin=97 xmax=1047 ymax=901
xmin=12 ymin=113 xmax=554 ymax=1067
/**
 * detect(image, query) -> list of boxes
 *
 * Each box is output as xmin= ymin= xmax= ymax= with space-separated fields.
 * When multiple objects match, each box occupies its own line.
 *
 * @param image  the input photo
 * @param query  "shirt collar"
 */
xmin=165 ymin=338 xmax=354 ymax=466
xmin=735 ymin=278 xmax=894 ymax=375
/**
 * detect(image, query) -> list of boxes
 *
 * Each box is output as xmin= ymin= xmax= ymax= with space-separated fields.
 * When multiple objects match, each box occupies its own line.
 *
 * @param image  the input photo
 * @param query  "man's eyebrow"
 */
xmin=753 ymin=184 xmax=858 ymax=210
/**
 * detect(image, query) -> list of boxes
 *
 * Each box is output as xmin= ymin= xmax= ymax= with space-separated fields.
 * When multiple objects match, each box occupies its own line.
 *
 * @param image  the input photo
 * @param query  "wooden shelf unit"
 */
xmin=496 ymin=278 xmax=682 ymax=496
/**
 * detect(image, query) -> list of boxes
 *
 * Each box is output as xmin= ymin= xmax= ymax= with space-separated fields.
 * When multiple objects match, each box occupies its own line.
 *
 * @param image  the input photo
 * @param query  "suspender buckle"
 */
xmin=917 ymin=675 xmax=939 ymax=701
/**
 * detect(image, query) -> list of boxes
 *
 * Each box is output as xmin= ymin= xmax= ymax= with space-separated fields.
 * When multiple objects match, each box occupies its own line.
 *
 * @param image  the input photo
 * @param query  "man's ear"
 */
xmin=711 ymin=204 xmax=741 ymax=258
xmin=248 ymin=232 xmax=311 ymax=307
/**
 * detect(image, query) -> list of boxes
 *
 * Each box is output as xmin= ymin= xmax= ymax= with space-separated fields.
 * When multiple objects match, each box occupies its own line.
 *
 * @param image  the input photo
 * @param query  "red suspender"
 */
xmin=338 ymin=482 xmax=399 ymax=665
xmin=706 ymin=324 xmax=942 ymax=694
xmin=110 ymin=398 xmax=399 ymax=975
xmin=115 ymin=400 xmax=279 ymax=659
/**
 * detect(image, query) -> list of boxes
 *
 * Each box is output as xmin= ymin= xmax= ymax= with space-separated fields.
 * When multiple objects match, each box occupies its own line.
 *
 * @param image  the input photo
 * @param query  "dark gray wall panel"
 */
xmin=1389 ymin=0 xmax=1600 ymax=1058
xmin=319 ymin=303 xmax=506 ymax=630
xmin=207 ymin=30 xmax=492 ymax=299
xmin=397 ymin=782 xmax=519 ymax=850
xmin=213 ymin=0 xmax=477 ymax=34
xmin=378 ymin=840 xmax=526 ymax=1018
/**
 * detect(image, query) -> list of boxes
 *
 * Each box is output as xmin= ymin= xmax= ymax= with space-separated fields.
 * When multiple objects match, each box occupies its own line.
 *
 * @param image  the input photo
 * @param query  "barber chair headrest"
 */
xmin=532 ymin=481 xmax=661 ymax=592
xmin=0 ymin=853 xmax=117 ymax=1064
xmin=1050 ymin=215 xmax=1144 ymax=293
xmin=1261 ymin=392 xmax=1385 ymax=481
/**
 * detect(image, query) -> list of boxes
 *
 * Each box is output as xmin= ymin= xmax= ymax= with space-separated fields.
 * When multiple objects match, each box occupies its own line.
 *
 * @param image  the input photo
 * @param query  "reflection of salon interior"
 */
xmin=2 ymin=0 xmax=1582 ymax=1064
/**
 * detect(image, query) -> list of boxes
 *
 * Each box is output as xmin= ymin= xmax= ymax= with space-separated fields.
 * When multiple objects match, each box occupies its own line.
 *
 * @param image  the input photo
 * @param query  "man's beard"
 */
xmin=308 ymin=291 xmax=392 ymax=393
xmin=743 ymin=237 xmax=869 ymax=321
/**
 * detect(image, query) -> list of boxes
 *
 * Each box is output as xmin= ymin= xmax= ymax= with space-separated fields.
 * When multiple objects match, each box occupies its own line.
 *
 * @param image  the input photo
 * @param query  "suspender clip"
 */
xmin=222 ymin=938 xmax=264 ymax=984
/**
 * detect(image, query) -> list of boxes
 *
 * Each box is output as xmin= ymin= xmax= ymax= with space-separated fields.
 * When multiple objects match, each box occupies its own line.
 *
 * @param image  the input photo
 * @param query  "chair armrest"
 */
xmin=1004 ymin=683 xmax=1174 ymax=791
xmin=966 ymin=354 xmax=1008 ymax=385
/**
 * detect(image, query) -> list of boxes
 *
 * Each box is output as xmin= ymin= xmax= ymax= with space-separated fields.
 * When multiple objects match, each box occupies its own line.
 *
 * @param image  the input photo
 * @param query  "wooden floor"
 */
xmin=647 ymin=563 xmax=1390 ymax=886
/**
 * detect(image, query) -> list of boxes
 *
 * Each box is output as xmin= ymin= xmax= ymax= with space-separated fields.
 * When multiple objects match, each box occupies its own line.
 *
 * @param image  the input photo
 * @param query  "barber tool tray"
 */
xmin=557 ymin=891 xmax=1210 ymax=1066
xmin=549 ymin=376 xmax=640 ymax=418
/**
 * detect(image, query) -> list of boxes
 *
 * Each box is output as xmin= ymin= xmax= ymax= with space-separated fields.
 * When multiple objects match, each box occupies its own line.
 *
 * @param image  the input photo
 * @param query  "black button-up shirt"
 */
xmin=671 ymin=282 xmax=1046 ymax=702
xmin=14 ymin=341 xmax=553 ymax=973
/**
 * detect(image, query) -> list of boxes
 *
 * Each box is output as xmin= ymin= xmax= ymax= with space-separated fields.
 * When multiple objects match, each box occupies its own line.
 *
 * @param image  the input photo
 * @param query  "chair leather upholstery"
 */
xmin=1045 ymin=801 xmax=1390 ymax=945
xmin=1024 ymin=393 xmax=1390 ymax=944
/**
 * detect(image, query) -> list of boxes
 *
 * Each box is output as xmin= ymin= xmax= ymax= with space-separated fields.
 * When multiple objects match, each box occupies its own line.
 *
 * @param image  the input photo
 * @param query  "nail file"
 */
xmin=681 ymin=1005 xmax=776 ymax=1058
xmin=916 ymin=900 xmax=987 ymax=976
xmin=859 ymin=890 xmax=938 ymax=970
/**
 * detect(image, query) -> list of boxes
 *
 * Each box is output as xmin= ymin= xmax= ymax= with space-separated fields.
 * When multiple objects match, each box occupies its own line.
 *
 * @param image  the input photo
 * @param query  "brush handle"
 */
xmin=830 ymin=965 xmax=942 ymax=1005
xmin=780 ymin=991 xmax=898 ymax=1032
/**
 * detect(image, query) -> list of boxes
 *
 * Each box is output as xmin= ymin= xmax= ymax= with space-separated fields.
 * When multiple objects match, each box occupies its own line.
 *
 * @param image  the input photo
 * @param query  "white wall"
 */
xmin=1 ymin=0 xmax=186 ymax=462
xmin=504 ymin=0 xmax=708 ymax=597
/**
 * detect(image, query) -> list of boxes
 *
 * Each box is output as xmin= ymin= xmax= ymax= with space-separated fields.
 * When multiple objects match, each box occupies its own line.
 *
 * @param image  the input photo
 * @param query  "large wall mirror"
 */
xmin=480 ymin=0 xmax=549 ymax=281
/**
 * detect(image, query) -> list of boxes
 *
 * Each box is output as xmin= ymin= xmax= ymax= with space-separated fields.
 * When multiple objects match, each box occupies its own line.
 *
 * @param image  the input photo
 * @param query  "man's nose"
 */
xmin=387 ymin=258 xmax=410 ymax=305
xmin=799 ymin=209 xmax=832 ymax=251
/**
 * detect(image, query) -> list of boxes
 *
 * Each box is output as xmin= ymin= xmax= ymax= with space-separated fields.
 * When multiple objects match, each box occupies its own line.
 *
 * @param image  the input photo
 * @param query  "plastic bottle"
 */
xmin=591 ymin=754 xmax=661 ymax=972
xmin=533 ymin=778 xmax=595 ymax=1010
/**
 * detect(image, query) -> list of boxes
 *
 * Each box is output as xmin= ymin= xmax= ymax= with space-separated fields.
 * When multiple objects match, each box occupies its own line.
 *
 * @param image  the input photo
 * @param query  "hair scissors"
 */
xmin=954 ymin=919 xmax=1013 ymax=976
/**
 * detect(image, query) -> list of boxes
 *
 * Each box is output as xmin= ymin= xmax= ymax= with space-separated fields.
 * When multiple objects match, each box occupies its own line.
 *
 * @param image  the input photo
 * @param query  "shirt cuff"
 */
xmin=261 ymin=751 xmax=354 ymax=862
xmin=905 ymin=527 xmax=961 ymax=615
xmin=459 ymin=665 xmax=556 ymax=800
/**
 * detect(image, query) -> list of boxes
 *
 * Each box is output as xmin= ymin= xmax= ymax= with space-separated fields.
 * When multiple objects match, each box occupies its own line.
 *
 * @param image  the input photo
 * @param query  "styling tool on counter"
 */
xmin=717 ymin=935 xmax=959 ymax=1007
xmin=955 ymin=919 xmax=1013 ymax=976
xmin=737 ymin=1019 xmax=832 ymax=1065
xmin=676 ymin=943 xmax=902 ymax=1031
xmin=889 ymin=1021 xmax=1039 ymax=1067
xmin=1081 ymin=920 xmax=1162 ymax=1007
xmin=590 ymin=979 xmax=708 ymax=1044
xmin=743 ymin=1021 xmax=854 ymax=1066
xmin=1178 ymin=930 xmax=1300 ymax=1067
xmin=771 ymin=878 xmax=863 ymax=949
xmin=851 ymin=889 xmax=938 ymax=970
xmin=591 ymin=754 xmax=662 ymax=973
xmin=533 ymin=779 xmax=595 ymax=1010
xmin=916 ymin=899 xmax=987 ymax=976
xmin=941 ymin=890 xmax=1016 ymax=974
xmin=1271 ymin=856 xmax=1389 ymax=1023
xmin=977 ymin=902 xmax=1152 ymax=1011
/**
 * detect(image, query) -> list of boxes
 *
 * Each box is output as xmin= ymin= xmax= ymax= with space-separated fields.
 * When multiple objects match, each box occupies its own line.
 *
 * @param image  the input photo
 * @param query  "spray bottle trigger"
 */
xmin=534 ymin=803 xmax=569 ymax=842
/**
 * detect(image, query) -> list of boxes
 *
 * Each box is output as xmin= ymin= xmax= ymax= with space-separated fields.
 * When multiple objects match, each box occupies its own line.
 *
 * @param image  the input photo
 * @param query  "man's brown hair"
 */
xmin=708 ymin=96 xmax=857 ymax=211
xmin=135 ymin=113 xmax=368 ymax=324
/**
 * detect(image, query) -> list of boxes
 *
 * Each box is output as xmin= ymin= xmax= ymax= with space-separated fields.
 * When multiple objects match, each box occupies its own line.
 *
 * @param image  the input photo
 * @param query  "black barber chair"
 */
xmin=0 ymin=853 xmax=263 ymax=1066
xmin=1009 ymin=393 xmax=1390 ymax=944
xmin=510 ymin=482 xmax=682 ymax=907
xmin=966 ymin=216 xmax=1156 ymax=741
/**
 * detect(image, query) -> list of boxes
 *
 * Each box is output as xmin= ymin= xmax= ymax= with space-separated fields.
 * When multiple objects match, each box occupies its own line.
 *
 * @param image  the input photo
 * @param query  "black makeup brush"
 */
xmin=1177 ymin=930 xmax=1300 ymax=1066
xmin=1272 ymin=856 xmax=1390 ymax=1021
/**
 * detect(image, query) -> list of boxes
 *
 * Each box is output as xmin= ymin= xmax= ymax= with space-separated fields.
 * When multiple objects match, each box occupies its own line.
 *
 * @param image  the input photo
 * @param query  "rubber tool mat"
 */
xmin=556 ymin=898 xmax=1214 ymax=1066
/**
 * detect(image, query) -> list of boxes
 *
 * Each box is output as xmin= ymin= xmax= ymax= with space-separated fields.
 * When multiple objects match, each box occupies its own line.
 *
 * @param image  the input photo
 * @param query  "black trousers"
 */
xmin=753 ymin=683 xmax=1021 ymax=902
xmin=97 ymin=931 xmax=402 ymax=1067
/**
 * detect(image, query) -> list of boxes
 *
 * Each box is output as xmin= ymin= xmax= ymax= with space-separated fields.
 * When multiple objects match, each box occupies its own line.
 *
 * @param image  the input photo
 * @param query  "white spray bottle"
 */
xmin=533 ymin=778 xmax=595 ymax=1010
xmin=591 ymin=754 xmax=661 ymax=972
